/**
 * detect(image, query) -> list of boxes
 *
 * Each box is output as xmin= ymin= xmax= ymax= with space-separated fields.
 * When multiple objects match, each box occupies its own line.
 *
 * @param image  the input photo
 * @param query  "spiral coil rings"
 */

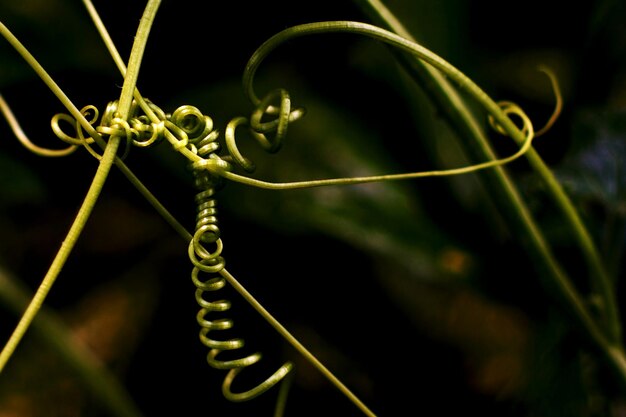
xmin=50 ymin=98 xmax=168 ymax=160
xmin=49 ymin=89 xmax=301 ymax=401
xmin=49 ymin=88 xmax=304 ymax=177
xmin=186 ymin=108 xmax=294 ymax=401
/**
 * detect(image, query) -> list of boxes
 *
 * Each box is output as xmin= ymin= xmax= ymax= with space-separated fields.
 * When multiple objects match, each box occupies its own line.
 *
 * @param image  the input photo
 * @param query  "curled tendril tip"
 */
xmin=535 ymin=66 xmax=562 ymax=137
xmin=0 ymin=93 xmax=77 ymax=157
xmin=487 ymin=66 xmax=561 ymax=149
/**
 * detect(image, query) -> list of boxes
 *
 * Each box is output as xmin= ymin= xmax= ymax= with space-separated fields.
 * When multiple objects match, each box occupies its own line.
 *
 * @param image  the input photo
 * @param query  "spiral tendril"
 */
xmin=45 ymin=96 xmax=305 ymax=403
xmin=45 ymin=87 xmax=302 ymax=181
xmin=187 ymin=112 xmax=294 ymax=403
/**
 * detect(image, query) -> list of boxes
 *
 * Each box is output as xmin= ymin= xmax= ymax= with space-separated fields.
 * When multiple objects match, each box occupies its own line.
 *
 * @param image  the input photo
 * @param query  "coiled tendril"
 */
xmin=0 ymin=15 xmax=564 ymax=415
xmin=184 ymin=101 xmax=294 ymax=402
xmin=46 ymin=86 xmax=303 ymax=404
xmin=48 ymin=88 xmax=304 ymax=179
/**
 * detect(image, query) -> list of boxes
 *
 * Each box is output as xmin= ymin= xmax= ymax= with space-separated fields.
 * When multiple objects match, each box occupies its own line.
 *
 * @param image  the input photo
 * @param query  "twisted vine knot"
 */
xmin=50 ymin=88 xmax=305 ymax=174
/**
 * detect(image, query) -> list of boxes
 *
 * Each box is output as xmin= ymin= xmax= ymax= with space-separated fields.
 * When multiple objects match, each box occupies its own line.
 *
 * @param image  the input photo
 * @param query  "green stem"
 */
xmin=241 ymin=19 xmax=626 ymax=380
xmin=529 ymin=149 xmax=621 ymax=340
xmin=74 ymin=0 xmax=190 ymax=240
xmin=81 ymin=0 xmax=155 ymax=119
xmin=0 ymin=21 xmax=101 ymax=140
xmin=0 ymin=133 xmax=120 ymax=372
xmin=116 ymin=0 xmax=160 ymax=117
xmin=79 ymin=5 xmax=374 ymax=413
xmin=219 ymin=267 xmax=377 ymax=417
xmin=0 ymin=0 xmax=161 ymax=372
xmin=353 ymin=0 xmax=622 ymax=355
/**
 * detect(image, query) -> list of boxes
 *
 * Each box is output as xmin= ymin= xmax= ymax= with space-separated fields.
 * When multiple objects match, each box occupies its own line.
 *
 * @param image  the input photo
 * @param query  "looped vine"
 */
xmin=44 ymin=87 xmax=305 ymax=178
xmin=50 ymin=99 xmax=165 ymax=160
xmin=223 ymin=88 xmax=305 ymax=172
xmin=187 ymin=116 xmax=295 ymax=402
xmin=0 ymin=8 xmax=580 ymax=416
xmin=488 ymin=100 xmax=534 ymax=141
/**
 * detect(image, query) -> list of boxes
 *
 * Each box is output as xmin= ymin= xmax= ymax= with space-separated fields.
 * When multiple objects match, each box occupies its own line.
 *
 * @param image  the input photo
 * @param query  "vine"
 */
xmin=0 ymin=1 xmax=622 ymax=416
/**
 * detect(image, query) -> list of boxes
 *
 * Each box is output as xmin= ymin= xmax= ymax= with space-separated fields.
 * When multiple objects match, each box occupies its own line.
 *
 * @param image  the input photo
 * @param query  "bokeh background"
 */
xmin=0 ymin=1 xmax=625 ymax=416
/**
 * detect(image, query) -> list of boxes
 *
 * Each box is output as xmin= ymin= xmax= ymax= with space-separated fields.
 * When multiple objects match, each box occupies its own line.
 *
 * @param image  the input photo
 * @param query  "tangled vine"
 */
xmin=0 ymin=1 xmax=581 ymax=415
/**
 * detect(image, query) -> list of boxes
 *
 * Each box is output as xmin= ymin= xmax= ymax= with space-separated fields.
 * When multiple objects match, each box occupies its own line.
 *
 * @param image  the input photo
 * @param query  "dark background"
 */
xmin=0 ymin=1 xmax=625 ymax=416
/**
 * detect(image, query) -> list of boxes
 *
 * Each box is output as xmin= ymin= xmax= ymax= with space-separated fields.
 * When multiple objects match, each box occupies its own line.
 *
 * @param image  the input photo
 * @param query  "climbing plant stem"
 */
xmin=0 ymin=0 xmax=161 ymax=372
xmin=219 ymin=267 xmax=377 ymax=417
xmin=0 ymin=135 xmax=121 ymax=372
xmin=353 ymin=0 xmax=623 ymax=372
xmin=117 ymin=0 xmax=160 ymax=117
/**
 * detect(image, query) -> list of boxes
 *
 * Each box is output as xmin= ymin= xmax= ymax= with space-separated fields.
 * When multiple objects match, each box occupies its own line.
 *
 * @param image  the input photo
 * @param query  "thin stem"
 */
xmin=0 ymin=21 xmax=103 ymax=141
xmin=535 ymin=66 xmax=563 ymax=137
xmin=241 ymin=23 xmax=610 ymax=346
xmin=273 ymin=368 xmax=294 ymax=417
xmin=81 ymin=0 xmax=156 ymax=119
xmin=238 ymin=21 xmax=622 ymax=366
xmin=0 ymin=94 xmax=77 ymax=157
xmin=68 ymin=7 xmax=375 ymax=413
xmin=74 ymin=0 xmax=189 ymax=239
xmin=0 ymin=19 xmax=120 ymax=369
xmin=117 ymin=160 xmax=192 ymax=241
xmin=0 ymin=8 xmax=109 ymax=374
xmin=82 ymin=0 xmax=205 ymax=167
xmin=219 ymin=268 xmax=377 ymax=417
xmin=219 ymin=119 xmax=533 ymax=190
xmin=354 ymin=0 xmax=622 ymax=355
xmin=0 ymin=0 xmax=161 ymax=372
xmin=81 ymin=0 xmax=126 ymax=76
xmin=0 ymin=134 xmax=121 ymax=372
xmin=116 ymin=0 xmax=160 ymax=117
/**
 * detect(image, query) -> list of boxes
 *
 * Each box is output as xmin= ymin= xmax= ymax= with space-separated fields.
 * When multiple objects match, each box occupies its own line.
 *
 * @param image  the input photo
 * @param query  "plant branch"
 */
xmin=353 ymin=0 xmax=623 ymax=363
xmin=218 ymin=267 xmax=377 ymax=417
xmin=0 ymin=124 xmax=121 ymax=372
xmin=0 ymin=0 xmax=161 ymax=372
